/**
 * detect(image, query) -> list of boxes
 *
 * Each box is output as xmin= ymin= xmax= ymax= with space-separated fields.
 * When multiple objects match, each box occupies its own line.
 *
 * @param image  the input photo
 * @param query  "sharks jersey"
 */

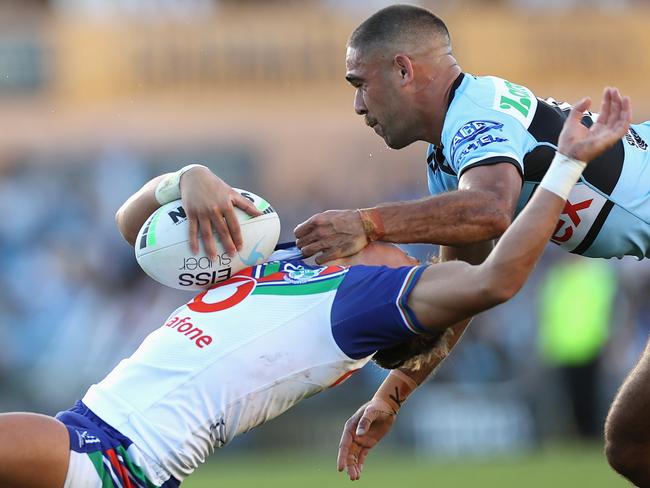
xmin=82 ymin=259 xmax=426 ymax=482
xmin=427 ymin=73 xmax=650 ymax=259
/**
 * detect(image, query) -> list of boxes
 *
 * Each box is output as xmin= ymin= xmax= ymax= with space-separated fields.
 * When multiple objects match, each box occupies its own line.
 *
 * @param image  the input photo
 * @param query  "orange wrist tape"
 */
xmin=357 ymin=207 xmax=386 ymax=242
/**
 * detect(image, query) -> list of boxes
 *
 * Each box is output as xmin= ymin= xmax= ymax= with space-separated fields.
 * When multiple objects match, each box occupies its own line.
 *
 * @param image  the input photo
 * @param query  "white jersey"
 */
xmin=82 ymin=259 xmax=427 ymax=481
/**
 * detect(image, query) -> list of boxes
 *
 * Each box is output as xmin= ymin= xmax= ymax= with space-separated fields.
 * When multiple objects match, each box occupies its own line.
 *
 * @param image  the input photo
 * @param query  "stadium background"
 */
xmin=1 ymin=0 xmax=649 ymax=486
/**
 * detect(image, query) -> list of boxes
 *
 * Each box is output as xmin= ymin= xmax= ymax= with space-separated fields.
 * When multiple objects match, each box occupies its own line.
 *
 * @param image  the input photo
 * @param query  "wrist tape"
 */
xmin=372 ymin=369 xmax=418 ymax=414
xmin=154 ymin=164 xmax=207 ymax=205
xmin=357 ymin=207 xmax=385 ymax=242
xmin=538 ymin=152 xmax=586 ymax=200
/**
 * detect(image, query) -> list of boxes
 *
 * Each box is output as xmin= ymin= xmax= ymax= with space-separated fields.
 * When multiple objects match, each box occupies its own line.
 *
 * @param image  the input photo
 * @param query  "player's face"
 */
xmin=345 ymin=47 xmax=416 ymax=149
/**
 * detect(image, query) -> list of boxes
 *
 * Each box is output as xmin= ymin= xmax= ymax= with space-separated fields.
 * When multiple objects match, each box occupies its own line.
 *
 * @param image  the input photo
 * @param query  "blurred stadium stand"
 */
xmin=1 ymin=0 xmax=649 ymax=461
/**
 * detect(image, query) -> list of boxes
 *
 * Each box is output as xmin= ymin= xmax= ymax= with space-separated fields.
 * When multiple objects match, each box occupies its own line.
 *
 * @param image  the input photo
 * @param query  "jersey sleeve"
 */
xmin=444 ymin=90 xmax=536 ymax=178
xmin=330 ymin=265 xmax=429 ymax=360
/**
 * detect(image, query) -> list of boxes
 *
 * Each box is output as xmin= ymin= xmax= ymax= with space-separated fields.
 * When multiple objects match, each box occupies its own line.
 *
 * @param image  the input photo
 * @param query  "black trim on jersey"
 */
xmin=427 ymin=146 xmax=456 ymax=176
xmin=526 ymin=98 xmax=624 ymax=196
xmin=570 ymin=200 xmax=615 ymax=255
xmin=582 ymin=142 xmax=625 ymax=195
xmin=458 ymin=156 xmax=523 ymax=179
xmin=447 ymin=73 xmax=465 ymax=108
xmin=523 ymin=145 xmax=556 ymax=181
xmin=426 ymin=73 xmax=465 ymax=177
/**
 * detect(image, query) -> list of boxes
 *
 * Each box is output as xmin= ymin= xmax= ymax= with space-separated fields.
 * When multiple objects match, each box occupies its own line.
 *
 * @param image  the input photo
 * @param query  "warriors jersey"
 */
xmin=427 ymin=73 xmax=650 ymax=259
xmin=82 ymin=259 xmax=427 ymax=482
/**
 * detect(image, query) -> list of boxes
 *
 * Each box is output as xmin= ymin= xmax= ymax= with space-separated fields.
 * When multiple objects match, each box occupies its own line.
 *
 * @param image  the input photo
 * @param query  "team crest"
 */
xmin=282 ymin=263 xmax=325 ymax=284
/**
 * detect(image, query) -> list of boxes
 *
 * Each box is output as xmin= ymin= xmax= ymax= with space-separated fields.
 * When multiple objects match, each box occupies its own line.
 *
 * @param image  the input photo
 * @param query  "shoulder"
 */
xmin=445 ymin=75 xmax=538 ymax=135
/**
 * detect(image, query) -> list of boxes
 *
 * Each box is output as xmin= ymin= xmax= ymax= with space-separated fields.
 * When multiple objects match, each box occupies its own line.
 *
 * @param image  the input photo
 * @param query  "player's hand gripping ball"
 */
xmin=135 ymin=189 xmax=280 ymax=290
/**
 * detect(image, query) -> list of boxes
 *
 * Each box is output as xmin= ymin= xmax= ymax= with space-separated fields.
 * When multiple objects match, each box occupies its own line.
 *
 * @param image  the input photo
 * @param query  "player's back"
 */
xmin=427 ymin=73 xmax=650 ymax=259
xmin=82 ymin=259 xmax=365 ymax=480
xmin=80 ymin=257 xmax=426 ymax=482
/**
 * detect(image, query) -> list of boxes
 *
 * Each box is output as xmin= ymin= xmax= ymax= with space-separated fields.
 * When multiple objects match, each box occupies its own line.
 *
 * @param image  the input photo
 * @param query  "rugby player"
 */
xmin=0 ymin=90 xmax=629 ymax=488
xmin=297 ymin=5 xmax=650 ymax=484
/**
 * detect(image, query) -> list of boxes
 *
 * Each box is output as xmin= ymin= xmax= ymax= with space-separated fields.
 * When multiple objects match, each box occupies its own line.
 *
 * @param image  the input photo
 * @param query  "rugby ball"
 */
xmin=135 ymin=189 xmax=280 ymax=290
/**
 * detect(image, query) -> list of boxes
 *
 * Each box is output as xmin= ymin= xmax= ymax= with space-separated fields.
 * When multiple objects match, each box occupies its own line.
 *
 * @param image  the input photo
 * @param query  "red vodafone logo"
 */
xmin=188 ymin=276 xmax=257 ymax=313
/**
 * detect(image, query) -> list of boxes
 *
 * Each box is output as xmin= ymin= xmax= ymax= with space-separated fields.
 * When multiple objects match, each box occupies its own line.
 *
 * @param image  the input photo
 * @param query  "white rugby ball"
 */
xmin=135 ymin=189 xmax=280 ymax=290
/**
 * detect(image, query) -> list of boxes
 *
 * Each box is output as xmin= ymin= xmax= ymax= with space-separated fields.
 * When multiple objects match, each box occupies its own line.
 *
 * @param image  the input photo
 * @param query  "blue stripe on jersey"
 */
xmin=330 ymin=265 xmax=428 ymax=360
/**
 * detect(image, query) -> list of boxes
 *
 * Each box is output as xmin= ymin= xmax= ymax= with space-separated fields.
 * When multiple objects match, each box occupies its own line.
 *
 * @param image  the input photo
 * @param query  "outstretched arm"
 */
xmin=337 ymin=87 xmax=631 ymax=480
xmin=116 ymin=165 xmax=260 ymax=257
xmin=337 ymin=319 xmax=469 ymax=480
xmin=295 ymin=163 xmax=521 ymax=264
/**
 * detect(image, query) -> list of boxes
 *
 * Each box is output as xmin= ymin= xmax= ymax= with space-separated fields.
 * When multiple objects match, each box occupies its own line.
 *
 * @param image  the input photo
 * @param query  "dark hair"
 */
xmin=372 ymin=330 xmax=445 ymax=370
xmin=348 ymin=4 xmax=450 ymax=53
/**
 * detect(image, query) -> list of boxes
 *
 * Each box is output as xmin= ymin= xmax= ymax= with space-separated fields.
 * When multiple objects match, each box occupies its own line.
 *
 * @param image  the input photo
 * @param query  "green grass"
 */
xmin=184 ymin=444 xmax=629 ymax=488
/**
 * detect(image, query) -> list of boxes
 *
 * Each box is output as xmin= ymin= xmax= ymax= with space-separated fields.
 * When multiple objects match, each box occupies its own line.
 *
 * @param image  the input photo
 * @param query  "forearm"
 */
xmin=483 ymin=154 xmax=585 ymax=298
xmin=375 ymin=319 xmax=470 ymax=412
xmin=397 ymin=319 xmax=469 ymax=384
xmin=373 ymin=190 xmax=510 ymax=246
xmin=115 ymin=174 xmax=167 ymax=246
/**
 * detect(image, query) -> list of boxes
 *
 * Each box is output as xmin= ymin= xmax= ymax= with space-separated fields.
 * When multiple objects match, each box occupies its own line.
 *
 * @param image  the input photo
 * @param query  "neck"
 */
xmin=424 ymin=59 xmax=462 ymax=146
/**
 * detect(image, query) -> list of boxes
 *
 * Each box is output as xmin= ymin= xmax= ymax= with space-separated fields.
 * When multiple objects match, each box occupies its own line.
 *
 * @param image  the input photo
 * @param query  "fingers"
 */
xmin=198 ymin=216 xmax=217 ymax=260
xmin=619 ymin=95 xmax=633 ymax=132
xmin=233 ymin=193 xmax=262 ymax=218
xmin=359 ymin=447 xmax=370 ymax=468
xmin=569 ymin=96 xmax=591 ymax=122
xmin=211 ymin=211 xmax=237 ymax=257
xmin=605 ymin=87 xmax=622 ymax=128
xmin=189 ymin=217 xmax=200 ymax=255
xmin=597 ymin=88 xmax=612 ymax=125
xmin=337 ymin=430 xmax=352 ymax=472
xmin=345 ymin=444 xmax=363 ymax=481
xmin=356 ymin=408 xmax=379 ymax=437
xmin=297 ymin=239 xmax=325 ymax=258
xmin=223 ymin=207 xmax=243 ymax=252
xmin=294 ymin=219 xmax=314 ymax=239
xmin=314 ymin=248 xmax=344 ymax=265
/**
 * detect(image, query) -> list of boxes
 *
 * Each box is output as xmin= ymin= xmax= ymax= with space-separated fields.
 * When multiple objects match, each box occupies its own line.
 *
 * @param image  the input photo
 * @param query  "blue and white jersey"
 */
xmin=427 ymin=73 xmax=650 ymax=259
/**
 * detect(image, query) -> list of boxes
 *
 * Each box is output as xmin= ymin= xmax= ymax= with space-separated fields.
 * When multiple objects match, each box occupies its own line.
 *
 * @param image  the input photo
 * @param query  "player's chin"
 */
xmin=383 ymin=133 xmax=411 ymax=150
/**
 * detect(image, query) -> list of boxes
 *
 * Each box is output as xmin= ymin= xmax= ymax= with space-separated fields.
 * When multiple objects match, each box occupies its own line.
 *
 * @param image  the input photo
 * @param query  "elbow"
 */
xmin=482 ymin=265 xmax=524 ymax=306
xmin=488 ymin=207 xmax=513 ymax=239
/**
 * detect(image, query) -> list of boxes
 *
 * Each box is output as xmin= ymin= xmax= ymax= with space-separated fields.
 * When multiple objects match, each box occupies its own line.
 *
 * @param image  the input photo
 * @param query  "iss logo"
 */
xmin=450 ymin=120 xmax=508 ymax=163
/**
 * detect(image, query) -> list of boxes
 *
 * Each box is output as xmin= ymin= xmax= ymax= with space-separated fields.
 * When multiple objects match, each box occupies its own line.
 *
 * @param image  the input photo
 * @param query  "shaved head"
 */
xmin=348 ymin=4 xmax=451 ymax=58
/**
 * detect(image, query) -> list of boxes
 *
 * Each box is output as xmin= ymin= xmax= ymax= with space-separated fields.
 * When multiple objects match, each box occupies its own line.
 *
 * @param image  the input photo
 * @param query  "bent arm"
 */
xmin=115 ymin=166 xmax=261 ymax=253
xmin=409 ymin=88 xmax=632 ymax=332
xmin=116 ymin=174 xmax=168 ymax=246
xmin=409 ymin=184 xmax=566 ymax=331
xmin=379 ymin=162 xmax=521 ymax=245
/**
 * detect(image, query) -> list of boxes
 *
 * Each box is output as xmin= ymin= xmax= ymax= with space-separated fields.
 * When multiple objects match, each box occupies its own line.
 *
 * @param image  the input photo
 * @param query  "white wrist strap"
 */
xmin=538 ymin=152 xmax=587 ymax=200
xmin=154 ymin=164 xmax=207 ymax=205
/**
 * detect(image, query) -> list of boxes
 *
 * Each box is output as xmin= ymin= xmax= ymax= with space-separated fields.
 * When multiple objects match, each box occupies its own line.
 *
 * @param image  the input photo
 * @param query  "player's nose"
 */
xmin=354 ymin=89 xmax=367 ymax=115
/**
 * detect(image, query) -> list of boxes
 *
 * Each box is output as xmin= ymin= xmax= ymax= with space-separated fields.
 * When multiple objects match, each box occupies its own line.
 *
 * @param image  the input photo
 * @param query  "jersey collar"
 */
xmin=447 ymin=72 xmax=465 ymax=108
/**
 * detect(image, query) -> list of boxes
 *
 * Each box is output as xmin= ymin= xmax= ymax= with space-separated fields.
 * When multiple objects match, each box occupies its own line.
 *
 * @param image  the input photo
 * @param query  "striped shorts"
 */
xmin=56 ymin=401 xmax=180 ymax=488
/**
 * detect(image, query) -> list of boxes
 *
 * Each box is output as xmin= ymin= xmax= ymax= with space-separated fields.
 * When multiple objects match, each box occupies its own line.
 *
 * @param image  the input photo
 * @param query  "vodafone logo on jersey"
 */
xmin=188 ymin=275 xmax=257 ymax=313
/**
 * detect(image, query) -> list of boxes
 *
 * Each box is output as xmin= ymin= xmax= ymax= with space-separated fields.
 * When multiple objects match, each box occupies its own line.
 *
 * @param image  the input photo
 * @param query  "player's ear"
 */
xmin=393 ymin=54 xmax=414 ymax=85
